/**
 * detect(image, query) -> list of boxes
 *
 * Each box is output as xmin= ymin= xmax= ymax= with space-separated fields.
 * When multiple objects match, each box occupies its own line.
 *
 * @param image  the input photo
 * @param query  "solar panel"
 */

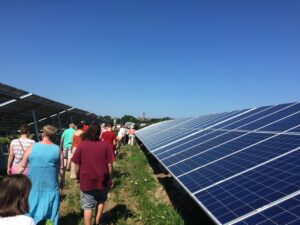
xmin=142 ymin=110 xmax=247 ymax=150
xmin=0 ymin=83 xmax=97 ymax=133
xmin=233 ymin=194 xmax=300 ymax=225
xmin=136 ymin=102 xmax=300 ymax=225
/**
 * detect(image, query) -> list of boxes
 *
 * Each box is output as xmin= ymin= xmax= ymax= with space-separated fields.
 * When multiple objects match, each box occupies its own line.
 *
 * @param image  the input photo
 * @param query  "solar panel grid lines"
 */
xmin=223 ymin=102 xmax=297 ymax=130
xmin=156 ymin=130 xmax=226 ymax=159
xmin=163 ymin=106 xmax=300 ymax=172
xmin=227 ymin=191 xmax=300 ymax=225
xmin=211 ymin=106 xmax=272 ymax=129
xmin=172 ymin=123 xmax=300 ymax=179
xmin=140 ymin=116 xmax=200 ymax=142
xmin=150 ymin=109 xmax=254 ymax=153
xmin=137 ymin=117 xmax=193 ymax=140
xmin=144 ymin=113 xmax=224 ymax=147
xmin=162 ymin=131 xmax=248 ymax=168
xmin=210 ymin=128 xmax=300 ymax=136
xmin=145 ymin=111 xmax=242 ymax=148
xmin=136 ymin=101 xmax=300 ymax=225
xmin=238 ymin=103 xmax=300 ymax=131
xmin=155 ymin=104 xmax=295 ymax=161
xmin=153 ymin=106 xmax=283 ymax=158
xmin=289 ymin=126 xmax=300 ymax=133
xmin=191 ymin=146 xmax=300 ymax=195
xmin=154 ymin=108 xmax=265 ymax=157
xmin=195 ymin=150 xmax=300 ymax=224
xmin=258 ymin=112 xmax=300 ymax=133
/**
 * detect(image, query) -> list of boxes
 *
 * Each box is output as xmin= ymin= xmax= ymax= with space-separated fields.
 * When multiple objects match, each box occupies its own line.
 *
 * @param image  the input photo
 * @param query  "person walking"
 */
xmin=101 ymin=123 xmax=116 ymax=158
xmin=18 ymin=125 xmax=65 ymax=225
xmin=70 ymin=122 xmax=84 ymax=179
xmin=7 ymin=124 xmax=35 ymax=175
xmin=72 ymin=122 xmax=114 ymax=225
xmin=60 ymin=123 xmax=75 ymax=170
xmin=128 ymin=126 xmax=136 ymax=146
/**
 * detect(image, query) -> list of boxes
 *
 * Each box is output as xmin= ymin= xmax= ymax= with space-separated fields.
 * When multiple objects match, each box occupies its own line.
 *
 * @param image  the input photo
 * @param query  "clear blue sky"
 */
xmin=1 ymin=0 xmax=299 ymax=118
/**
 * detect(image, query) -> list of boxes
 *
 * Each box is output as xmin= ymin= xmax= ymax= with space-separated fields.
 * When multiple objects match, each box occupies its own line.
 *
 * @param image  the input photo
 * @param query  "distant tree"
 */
xmin=120 ymin=115 xmax=139 ymax=124
xmin=97 ymin=116 xmax=103 ymax=123
xmin=103 ymin=115 xmax=114 ymax=125
xmin=149 ymin=117 xmax=172 ymax=124
xmin=114 ymin=118 xmax=120 ymax=125
xmin=97 ymin=115 xmax=114 ymax=125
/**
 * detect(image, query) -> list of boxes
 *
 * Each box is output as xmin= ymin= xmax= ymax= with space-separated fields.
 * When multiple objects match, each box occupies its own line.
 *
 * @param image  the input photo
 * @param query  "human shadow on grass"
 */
xmin=58 ymin=211 xmax=83 ymax=225
xmin=116 ymin=151 xmax=127 ymax=160
xmin=60 ymin=192 xmax=67 ymax=202
xmin=100 ymin=204 xmax=134 ymax=225
xmin=137 ymin=139 xmax=215 ymax=225
xmin=111 ymin=169 xmax=130 ymax=188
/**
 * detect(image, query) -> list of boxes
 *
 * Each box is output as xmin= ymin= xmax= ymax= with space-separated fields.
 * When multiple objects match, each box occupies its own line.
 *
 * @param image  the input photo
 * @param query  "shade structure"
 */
xmin=0 ymin=83 xmax=98 ymax=134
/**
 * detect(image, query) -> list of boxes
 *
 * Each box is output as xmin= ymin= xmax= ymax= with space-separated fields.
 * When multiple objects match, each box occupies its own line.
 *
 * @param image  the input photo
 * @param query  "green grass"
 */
xmin=110 ymin=145 xmax=183 ymax=225
xmin=59 ymin=144 xmax=184 ymax=225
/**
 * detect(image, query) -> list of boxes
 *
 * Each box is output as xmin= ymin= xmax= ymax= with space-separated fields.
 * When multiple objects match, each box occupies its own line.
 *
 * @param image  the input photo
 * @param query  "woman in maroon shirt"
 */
xmin=72 ymin=122 xmax=114 ymax=225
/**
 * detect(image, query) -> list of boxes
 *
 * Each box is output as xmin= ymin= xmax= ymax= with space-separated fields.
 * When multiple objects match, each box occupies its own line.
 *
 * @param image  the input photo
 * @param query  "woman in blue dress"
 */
xmin=19 ymin=125 xmax=65 ymax=225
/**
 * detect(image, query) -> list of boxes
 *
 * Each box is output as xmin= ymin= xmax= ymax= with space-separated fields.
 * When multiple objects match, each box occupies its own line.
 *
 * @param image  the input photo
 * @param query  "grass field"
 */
xmin=57 ymin=144 xmax=184 ymax=225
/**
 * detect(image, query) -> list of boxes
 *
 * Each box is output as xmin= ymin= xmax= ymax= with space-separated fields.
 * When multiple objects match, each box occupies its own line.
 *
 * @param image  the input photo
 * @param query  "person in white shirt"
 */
xmin=0 ymin=174 xmax=36 ymax=225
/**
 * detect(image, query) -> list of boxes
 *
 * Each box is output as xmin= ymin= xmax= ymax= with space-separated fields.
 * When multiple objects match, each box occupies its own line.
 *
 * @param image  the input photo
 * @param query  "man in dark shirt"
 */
xmin=72 ymin=122 xmax=114 ymax=225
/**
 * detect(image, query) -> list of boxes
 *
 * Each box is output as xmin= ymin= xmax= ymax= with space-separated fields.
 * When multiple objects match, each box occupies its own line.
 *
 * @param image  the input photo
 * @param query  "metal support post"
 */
xmin=57 ymin=114 xmax=62 ymax=131
xmin=32 ymin=109 xmax=40 ymax=142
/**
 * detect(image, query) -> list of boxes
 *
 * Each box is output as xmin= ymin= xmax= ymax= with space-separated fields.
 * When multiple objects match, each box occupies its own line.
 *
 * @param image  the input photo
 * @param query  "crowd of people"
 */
xmin=0 ymin=121 xmax=136 ymax=225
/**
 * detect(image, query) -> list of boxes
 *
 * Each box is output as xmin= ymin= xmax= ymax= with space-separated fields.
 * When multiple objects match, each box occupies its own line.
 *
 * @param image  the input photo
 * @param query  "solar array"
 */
xmin=136 ymin=102 xmax=300 ymax=225
xmin=0 ymin=83 xmax=98 ymax=133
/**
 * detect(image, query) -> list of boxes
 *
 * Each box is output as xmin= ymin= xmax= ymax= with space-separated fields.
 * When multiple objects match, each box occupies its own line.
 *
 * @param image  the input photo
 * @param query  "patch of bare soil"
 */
xmin=153 ymin=173 xmax=173 ymax=205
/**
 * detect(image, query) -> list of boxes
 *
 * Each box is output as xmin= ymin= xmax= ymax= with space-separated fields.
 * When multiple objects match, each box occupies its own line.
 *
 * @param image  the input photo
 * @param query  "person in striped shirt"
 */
xmin=7 ymin=124 xmax=35 ymax=175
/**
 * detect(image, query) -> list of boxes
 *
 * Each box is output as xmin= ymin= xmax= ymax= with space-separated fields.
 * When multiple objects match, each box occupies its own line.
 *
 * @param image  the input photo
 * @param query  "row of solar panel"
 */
xmin=136 ymin=102 xmax=300 ymax=225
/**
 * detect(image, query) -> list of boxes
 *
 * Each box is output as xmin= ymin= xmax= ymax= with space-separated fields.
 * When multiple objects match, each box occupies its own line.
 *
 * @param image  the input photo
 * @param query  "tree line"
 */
xmin=97 ymin=115 xmax=172 ymax=129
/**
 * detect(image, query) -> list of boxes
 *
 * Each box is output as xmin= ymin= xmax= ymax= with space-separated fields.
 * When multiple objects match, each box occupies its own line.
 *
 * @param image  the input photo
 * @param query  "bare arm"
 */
xmin=108 ymin=163 xmax=113 ymax=177
xmin=17 ymin=145 xmax=32 ymax=174
xmin=60 ymin=132 xmax=64 ymax=150
xmin=71 ymin=134 xmax=75 ymax=150
xmin=7 ymin=143 xmax=15 ymax=174
xmin=75 ymin=164 xmax=80 ymax=182
xmin=108 ymin=163 xmax=113 ymax=187
xmin=59 ymin=149 xmax=65 ymax=189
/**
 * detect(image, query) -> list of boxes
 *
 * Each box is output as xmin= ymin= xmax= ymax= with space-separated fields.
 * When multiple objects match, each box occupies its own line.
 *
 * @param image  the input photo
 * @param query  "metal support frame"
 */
xmin=32 ymin=109 xmax=40 ymax=142
xmin=57 ymin=114 xmax=62 ymax=131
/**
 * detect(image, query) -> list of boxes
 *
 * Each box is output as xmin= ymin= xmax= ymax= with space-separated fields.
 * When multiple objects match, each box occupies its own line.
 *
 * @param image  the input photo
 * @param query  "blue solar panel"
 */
xmin=136 ymin=118 xmax=191 ymax=139
xmin=195 ymin=150 xmax=300 ymax=224
xmin=162 ymin=132 xmax=271 ymax=171
xmin=289 ymin=126 xmax=300 ymax=133
xmin=146 ymin=111 xmax=243 ymax=150
xmin=177 ymin=134 xmax=300 ymax=192
xmin=213 ymin=106 xmax=276 ymax=129
xmin=233 ymin=194 xmax=300 ymax=225
xmin=223 ymin=103 xmax=294 ymax=130
xmin=156 ymin=130 xmax=226 ymax=159
xmin=136 ymin=102 xmax=300 ymax=225
xmin=259 ymin=111 xmax=300 ymax=132
xmin=238 ymin=103 xmax=300 ymax=131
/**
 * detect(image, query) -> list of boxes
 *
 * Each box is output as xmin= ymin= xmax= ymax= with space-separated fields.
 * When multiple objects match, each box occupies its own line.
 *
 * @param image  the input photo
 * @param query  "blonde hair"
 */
xmin=42 ymin=125 xmax=57 ymax=139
